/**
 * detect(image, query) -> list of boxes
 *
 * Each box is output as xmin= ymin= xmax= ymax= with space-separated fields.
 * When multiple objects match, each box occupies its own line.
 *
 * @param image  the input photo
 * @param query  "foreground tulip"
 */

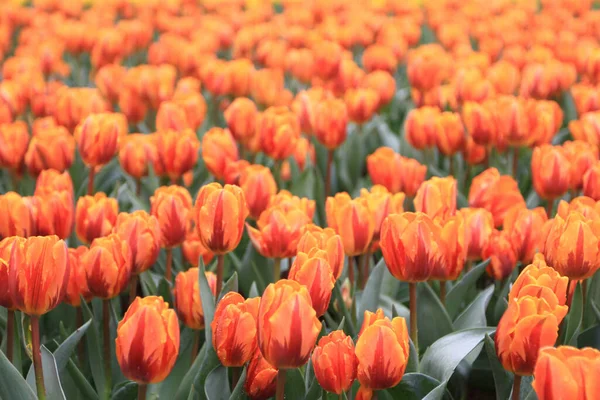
xmin=483 ymin=230 xmax=518 ymax=281
xmin=195 ymin=183 xmax=248 ymax=297
xmin=256 ymin=106 xmax=300 ymax=162
xmin=245 ymin=351 xmax=277 ymax=400
xmin=414 ymin=176 xmax=457 ymax=221
xmin=9 ymin=236 xmax=69 ymax=398
xmin=532 ymin=145 xmax=571 ymax=214
xmin=297 ymin=225 xmax=344 ymax=281
xmin=258 ymin=280 xmax=321 ymax=399
xmin=154 ymin=129 xmax=200 ymax=183
xmin=173 ymin=269 xmax=217 ymax=332
xmin=211 ymin=292 xmax=259 ymax=367
xmin=239 ymin=165 xmax=277 ymax=220
xmin=24 ymin=124 xmax=75 ymax=176
xmin=533 ymin=346 xmax=600 ymax=400
xmin=0 ymin=192 xmax=35 ymax=238
xmin=32 ymin=190 xmax=74 ymax=239
xmin=34 ymin=169 xmax=74 ymax=198
xmin=312 ymin=331 xmax=357 ymax=395
xmin=503 ymin=207 xmax=548 ymax=264
xmin=355 ymin=311 xmax=409 ymax=399
xmin=509 ymin=257 xmax=568 ymax=306
xmin=116 ymin=296 xmax=180 ymax=396
xmin=65 ymin=247 xmax=91 ymax=307
xmin=75 ymin=193 xmax=118 ymax=244
xmin=0 ymin=236 xmax=24 ymax=363
xmin=289 ymin=250 xmax=335 ymax=317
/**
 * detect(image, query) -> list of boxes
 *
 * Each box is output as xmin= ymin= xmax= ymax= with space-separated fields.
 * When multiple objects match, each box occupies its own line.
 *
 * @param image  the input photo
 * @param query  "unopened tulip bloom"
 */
xmin=257 ymin=280 xmax=321 ymax=369
xmin=116 ymin=296 xmax=180 ymax=385
xmin=182 ymin=231 xmax=214 ymax=268
xmin=435 ymin=112 xmax=465 ymax=157
xmin=118 ymin=134 xmax=157 ymax=181
xmin=569 ymin=111 xmax=600 ymax=146
xmin=289 ymin=250 xmax=335 ymax=317
xmin=64 ymin=247 xmax=91 ymax=307
xmin=202 ymin=128 xmax=239 ymax=181
xmin=0 ymin=120 xmax=29 ymax=171
xmin=433 ymin=215 xmax=466 ymax=282
xmin=154 ymin=129 xmax=200 ymax=183
xmin=397 ymin=156 xmax=427 ymax=198
xmin=533 ymin=346 xmax=600 ymax=400
xmin=583 ymin=162 xmax=600 ymax=200
xmin=24 ymin=124 xmax=75 ymax=176
xmin=211 ymin=292 xmax=259 ymax=367
xmin=509 ymin=258 xmax=568 ymax=306
xmin=483 ymin=230 xmax=518 ymax=281
xmin=156 ymin=101 xmax=190 ymax=132
xmin=414 ymin=176 xmax=457 ymax=221
xmin=239 ymin=165 xmax=277 ymax=220
xmin=256 ymin=106 xmax=300 ymax=161
xmin=460 ymin=208 xmax=494 ymax=261
xmin=313 ymin=40 xmax=343 ymax=80
xmin=326 ymin=193 xmax=375 ymax=257
xmin=360 ymin=186 xmax=405 ymax=241
xmin=297 ymin=225 xmax=344 ymax=281
xmin=245 ymin=351 xmax=277 ymax=400
xmin=0 ymin=237 xmax=24 ymax=310
xmin=34 ymin=169 xmax=73 ymax=198
xmin=150 ymin=186 xmax=192 ymax=250
xmin=0 ymin=192 xmax=35 ymax=238
xmin=405 ymin=106 xmax=440 ymax=150
xmin=556 ymin=197 xmax=600 ymax=220
xmin=32 ymin=191 xmax=74 ymax=239
xmin=75 ymin=113 xmax=126 ymax=167
xmin=532 ymin=145 xmax=571 ymax=203
xmin=224 ymin=97 xmax=257 ymax=145
xmin=495 ymin=294 xmax=568 ymax=376
xmin=503 ymin=207 xmax=548 ymax=264
xmin=83 ymin=234 xmax=131 ymax=299
xmin=462 ymin=101 xmax=496 ymax=147
xmin=344 ymin=88 xmax=379 ymax=125
xmin=75 ymin=193 xmax=118 ymax=244
xmin=563 ymin=140 xmax=599 ymax=190
xmin=313 ymin=98 xmax=348 ymax=150
xmin=269 ymin=191 xmax=315 ymax=220
xmin=362 ymin=71 xmax=396 ymax=108
xmin=312 ymin=331 xmax=357 ymax=395
xmin=173 ymin=269 xmax=217 ymax=330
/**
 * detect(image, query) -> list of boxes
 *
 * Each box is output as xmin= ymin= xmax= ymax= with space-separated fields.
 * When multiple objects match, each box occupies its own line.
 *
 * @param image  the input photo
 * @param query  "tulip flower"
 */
xmin=344 ymin=88 xmax=380 ymax=125
xmin=75 ymin=193 xmax=119 ymax=244
xmin=362 ymin=71 xmax=396 ymax=108
xmin=435 ymin=112 xmax=466 ymax=164
xmin=269 ymin=190 xmax=316 ymax=219
xmin=407 ymin=44 xmax=451 ymax=92
xmin=532 ymin=144 xmax=571 ymax=214
xmin=182 ymin=230 xmax=214 ymax=269
xmin=297 ymin=225 xmax=345 ymax=282
xmin=118 ymin=134 xmax=157 ymax=193
xmin=355 ymin=310 xmax=409 ymax=399
xmin=313 ymin=40 xmax=343 ymax=80
xmin=289 ymin=249 xmax=335 ymax=317
xmin=245 ymin=351 xmax=277 ymax=400
xmin=583 ymin=162 xmax=600 ymax=200
xmin=404 ymin=106 xmax=440 ymax=150
xmin=224 ymin=97 xmax=258 ymax=146
xmin=460 ymin=208 xmax=494 ymax=263
xmin=195 ymin=183 xmax=248 ymax=297
xmin=563 ymin=140 xmax=599 ymax=190
xmin=509 ymin=256 xmax=568 ymax=306
xmin=0 ymin=236 xmax=24 ymax=363
xmin=173 ymin=268 xmax=217 ymax=332
xmin=155 ymin=101 xmax=190 ymax=132
xmin=533 ymin=346 xmax=600 ymax=400
xmin=202 ymin=128 xmax=239 ymax=181
xmin=255 ymin=106 xmax=300 ymax=162
xmin=414 ymin=176 xmax=457 ymax=222
xmin=116 ymin=296 xmax=180 ymax=397
xmin=367 ymin=148 xmax=427 ymax=197
xmin=569 ymin=111 xmax=600 ymax=147
xmin=32 ymin=190 xmax=74 ymax=239
xmin=211 ymin=292 xmax=259 ymax=367
xmin=556 ymin=197 xmax=600 ymax=220
xmin=0 ymin=120 xmax=29 ymax=174
xmin=153 ymin=128 xmax=200 ymax=184
xmin=239 ymin=165 xmax=277 ymax=220
xmin=483 ymin=230 xmax=518 ymax=281
xmin=0 ymin=192 xmax=36 ymax=238
xmin=34 ymin=169 xmax=74 ymax=198
xmin=311 ymin=331 xmax=357 ymax=395
xmin=432 ymin=215 xmax=466 ymax=303
xmin=24 ymin=124 xmax=75 ymax=176
xmin=462 ymin=101 xmax=496 ymax=148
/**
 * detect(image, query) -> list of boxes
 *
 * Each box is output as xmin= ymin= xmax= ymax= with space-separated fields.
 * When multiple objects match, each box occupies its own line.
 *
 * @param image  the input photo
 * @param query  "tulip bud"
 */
xmin=344 ymin=88 xmax=379 ymax=125
xmin=462 ymin=101 xmax=496 ymax=147
xmin=360 ymin=185 xmax=404 ymax=240
xmin=173 ymin=268 xmax=217 ymax=330
xmin=495 ymin=295 xmax=568 ymax=375
xmin=0 ymin=237 xmax=25 ymax=310
xmin=367 ymin=148 xmax=426 ymax=197
xmin=312 ymin=331 xmax=357 ymax=395
xmin=509 ymin=258 xmax=568 ymax=306
xmin=202 ymin=128 xmax=239 ymax=181
xmin=380 ymin=212 xmax=445 ymax=282
xmin=313 ymin=40 xmax=342 ymax=80
xmin=556 ymin=196 xmax=600 ymax=220
xmin=362 ymin=71 xmax=396 ymax=108
xmin=75 ymin=193 xmax=119 ymax=244
xmin=75 ymin=113 xmax=127 ymax=168
xmin=32 ymin=191 xmax=74 ymax=239
xmin=25 ymin=124 xmax=75 ymax=176
xmin=195 ymin=183 xmax=248 ymax=254
xmin=269 ymin=191 xmax=315 ymax=220
xmin=503 ymin=207 xmax=548 ymax=264
xmin=433 ymin=214 xmax=466 ymax=281
xmin=239 ymin=165 xmax=277 ymax=220
xmin=362 ymin=44 xmax=397 ymax=74
xmin=154 ymin=129 xmax=200 ymax=181
xmin=256 ymin=106 xmax=300 ymax=161
xmin=150 ymin=186 xmax=192 ymax=249
xmin=583 ymin=161 xmax=600 ymax=200
xmin=156 ymin=101 xmax=190 ymax=132
xmin=0 ymin=192 xmax=36 ymax=238
xmin=9 ymin=236 xmax=69 ymax=315
xmin=483 ymin=230 xmax=518 ymax=281
xmin=326 ymin=193 xmax=375 ymax=256
xmin=0 ymin=121 xmax=29 ymax=171
xmin=211 ymin=292 xmax=259 ymax=367
xmin=95 ymin=64 xmax=126 ymax=104
xmin=34 ymin=169 xmax=74 ymax=198
xmin=297 ymin=225 xmax=344 ymax=281
xmin=414 ymin=176 xmax=457 ymax=222
xmin=404 ymin=106 xmax=439 ymax=150
xmin=313 ymin=98 xmax=348 ymax=150
xmin=224 ymin=97 xmax=258 ymax=145
xmin=182 ymin=231 xmax=214 ymax=268
xmin=407 ymin=44 xmax=451 ymax=92
xmin=257 ymin=280 xmax=321 ymax=369
xmin=289 ymin=250 xmax=335 ymax=317
xmin=64 ymin=246 xmax=92 ymax=307
xmin=114 ymin=211 xmax=161 ymax=275
xmin=245 ymin=351 xmax=277 ymax=400
xmin=116 ymin=296 xmax=179 ymax=384
xmin=83 ymin=234 xmax=132 ymax=299
xmin=118 ymin=134 xmax=157 ymax=180
xmin=532 ymin=144 xmax=571 ymax=200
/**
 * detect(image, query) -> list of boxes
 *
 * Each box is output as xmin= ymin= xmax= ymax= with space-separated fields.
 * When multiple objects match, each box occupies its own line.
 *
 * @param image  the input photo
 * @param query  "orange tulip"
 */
xmin=435 ymin=112 xmax=466 ymax=156
xmin=483 ymin=230 xmax=518 ymax=281
xmin=0 ymin=192 xmax=36 ymax=238
xmin=8 ymin=235 xmax=69 ymax=315
xmin=173 ymin=268 xmax=216 ymax=330
xmin=360 ymin=185 xmax=405 ymax=240
xmin=95 ymin=64 xmax=126 ymax=104
xmin=281 ymin=136 xmax=315 ymax=181
xmin=257 ymin=279 xmax=321 ymax=369
xmin=460 ymin=208 xmax=494 ymax=261
xmin=414 ymin=176 xmax=457 ymax=222
xmin=407 ymin=44 xmax=451 ymax=92
xmin=533 ymin=346 xmax=600 ymax=400
xmin=118 ymin=134 xmax=157 ymax=180
xmin=583 ymin=162 xmax=600 ymax=201
xmin=487 ymin=60 xmax=520 ymax=96
xmin=0 ymin=237 xmax=24 ymax=310
xmin=569 ymin=111 xmax=600 ymax=147
xmin=156 ymin=101 xmax=190 ymax=132
xmin=75 ymin=113 xmax=127 ymax=168
xmin=326 ymin=193 xmax=375 ymax=256
xmin=362 ymin=71 xmax=396 ymax=108
xmin=462 ymin=101 xmax=496 ymax=147
xmin=509 ymin=256 xmax=568 ymax=306
xmin=543 ymin=211 xmax=600 ymax=280
xmin=239 ymin=165 xmax=277 ymax=220
xmin=269 ymin=191 xmax=315 ymax=220
xmin=64 ymin=246 xmax=91 ymax=307
xmin=404 ymin=106 xmax=439 ymax=150
xmin=531 ymin=144 xmax=571 ymax=201
xmin=24 ymin=124 xmax=75 ymax=176
xmin=83 ymin=233 xmax=131 ymax=299
xmin=313 ymin=98 xmax=348 ymax=150
xmin=34 ymin=169 xmax=73 ymax=198
xmin=285 ymin=48 xmax=315 ymax=84
xmin=380 ymin=212 xmax=445 ymax=282
xmin=172 ymin=91 xmax=207 ymax=132
xmin=563 ymin=140 xmax=599 ymax=191
xmin=32 ymin=190 xmax=74 ymax=240
xmin=556 ymin=197 xmax=600 ymax=220
xmin=150 ymin=185 xmax=192 ymax=249
xmin=227 ymin=58 xmax=255 ymax=97
xmin=432 ymin=214 xmax=466 ymax=281
xmin=0 ymin=120 xmax=29 ymax=171
xmin=75 ymin=193 xmax=118 ymax=244
xmin=344 ymin=88 xmax=379 ymax=125
xmin=355 ymin=311 xmax=409 ymax=396
xmin=224 ymin=97 xmax=258 ymax=145
xmin=291 ymin=87 xmax=332 ymax=135
xmin=503 ymin=207 xmax=548 ymax=264
xmin=311 ymin=331 xmax=357 ymax=395
xmin=195 ymin=183 xmax=248 ymax=254
xmin=114 ymin=211 xmax=161 ymax=275
xmin=182 ymin=230 xmax=214 ymax=268
xmin=211 ymin=292 xmax=259 ymax=367
xmin=255 ymin=106 xmax=300 ymax=161
xmin=289 ymin=249 xmax=335 ymax=317
xmin=313 ymin=40 xmax=343 ymax=80
xmin=495 ymin=294 xmax=568 ymax=376
xmin=116 ymin=296 xmax=179 ymax=384
xmin=202 ymin=128 xmax=239 ymax=180
xmin=245 ymin=351 xmax=277 ymax=400
xmin=297 ymin=225 xmax=344 ymax=281
xmin=362 ymin=44 xmax=397 ymax=74
xmin=154 ymin=129 xmax=200 ymax=182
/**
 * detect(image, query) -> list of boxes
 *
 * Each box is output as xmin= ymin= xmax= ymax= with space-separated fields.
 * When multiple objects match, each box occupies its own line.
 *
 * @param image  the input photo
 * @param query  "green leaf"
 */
xmin=26 ymin=346 xmax=67 ymax=400
xmin=304 ymin=377 xmax=322 ymax=400
xmin=563 ymin=282 xmax=583 ymax=345
xmin=174 ymin=343 xmax=205 ymax=400
xmin=189 ymin=346 xmax=221 ymax=400
xmin=205 ymin=366 xmax=231 ymax=400
xmin=157 ymin=278 xmax=173 ymax=305
xmin=454 ymin=286 xmax=494 ymax=330
xmin=492 ymin=268 xmax=519 ymax=325
xmin=357 ymin=258 xmax=385 ymax=328
xmin=577 ymin=325 xmax=600 ymax=349
xmin=66 ymin=359 xmax=99 ymax=400
xmin=284 ymin=369 xmax=306 ymax=400
xmin=249 ymin=282 xmax=260 ymax=298
xmin=483 ymin=334 xmax=512 ymax=400
xmin=0 ymin=348 xmax=37 ymax=400
xmin=519 ymin=376 xmax=536 ymax=400
xmin=446 ymin=260 xmax=489 ymax=318
xmin=198 ymin=260 xmax=216 ymax=345
xmin=228 ymin=367 xmax=247 ymax=400
xmin=386 ymin=373 xmax=440 ymax=400
xmin=218 ymin=272 xmax=239 ymax=302
xmin=406 ymin=337 xmax=419 ymax=373
xmin=584 ymin=270 xmax=600 ymax=328
xmin=417 ymin=283 xmax=454 ymax=350
xmin=331 ymin=282 xmax=356 ymax=337
xmin=81 ymin=300 xmax=106 ymax=397
xmin=139 ymin=270 xmax=158 ymax=296
xmin=110 ymin=381 xmax=137 ymax=400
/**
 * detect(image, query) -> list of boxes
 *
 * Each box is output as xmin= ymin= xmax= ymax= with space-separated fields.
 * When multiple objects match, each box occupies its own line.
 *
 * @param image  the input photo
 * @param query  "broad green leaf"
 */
xmin=218 ymin=272 xmax=239 ymax=302
xmin=446 ymin=260 xmax=489 ymax=318
xmin=584 ymin=270 xmax=600 ymax=328
xmin=174 ymin=343 xmax=205 ymax=400
xmin=357 ymin=258 xmax=385 ymax=328
xmin=417 ymin=283 xmax=454 ymax=350
xmin=139 ymin=271 xmax=158 ymax=296
xmin=228 ymin=367 xmax=247 ymax=400
xmin=385 ymin=373 xmax=441 ymax=400
xmin=26 ymin=346 xmax=67 ymax=400
xmin=563 ymin=282 xmax=583 ymax=345
xmin=519 ymin=376 xmax=536 ymax=400
xmin=157 ymin=278 xmax=173 ymax=305
xmin=249 ymin=282 xmax=260 ymax=298
xmin=66 ymin=359 xmax=98 ymax=400
xmin=189 ymin=346 xmax=221 ymax=400
xmin=205 ymin=366 xmax=231 ymax=400
xmin=483 ymin=334 xmax=512 ymax=400
xmin=454 ymin=286 xmax=494 ymax=330
xmin=406 ymin=337 xmax=419 ymax=374
xmin=492 ymin=268 xmax=519 ymax=325
xmin=198 ymin=259 xmax=216 ymax=345
xmin=577 ymin=325 xmax=600 ymax=349
xmin=284 ymin=369 xmax=306 ymax=400
xmin=81 ymin=300 xmax=106 ymax=397
xmin=304 ymin=377 xmax=322 ymax=400
xmin=332 ymin=282 xmax=356 ymax=337
xmin=110 ymin=381 xmax=137 ymax=400
xmin=0 ymin=349 xmax=37 ymax=400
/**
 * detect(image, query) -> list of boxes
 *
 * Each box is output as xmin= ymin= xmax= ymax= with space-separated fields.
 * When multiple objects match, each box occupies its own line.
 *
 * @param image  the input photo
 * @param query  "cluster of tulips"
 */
xmin=2 ymin=0 xmax=600 ymax=399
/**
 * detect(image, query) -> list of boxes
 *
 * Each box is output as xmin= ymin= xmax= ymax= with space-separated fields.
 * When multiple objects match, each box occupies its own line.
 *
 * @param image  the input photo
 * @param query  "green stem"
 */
xmin=409 ymin=282 xmax=418 ymax=351
xmin=103 ymin=300 xmax=112 ymax=399
xmin=275 ymin=369 xmax=286 ymax=400
xmin=273 ymin=258 xmax=281 ymax=282
xmin=165 ymin=249 xmax=173 ymax=282
xmin=31 ymin=316 xmax=46 ymax=400
xmin=87 ymin=167 xmax=95 ymax=195
xmin=6 ymin=309 xmax=14 ymax=363
xmin=138 ymin=383 xmax=147 ymax=400
xmin=216 ymin=254 xmax=224 ymax=302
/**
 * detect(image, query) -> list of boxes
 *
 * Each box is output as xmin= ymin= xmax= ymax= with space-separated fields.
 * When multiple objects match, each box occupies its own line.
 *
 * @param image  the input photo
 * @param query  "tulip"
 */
xmin=65 ymin=246 xmax=92 ymax=307
xmin=460 ymin=208 xmax=494 ymax=262
xmin=483 ymin=230 xmax=518 ymax=281
xmin=583 ymin=162 xmax=600 ymax=200
xmin=313 ymin=40 xmax=343 ymax=80
xmin=435 ymin=112 xmax=466 ymax=161
xmin=367 ymin=149 xmax=426 ymax=197
xmin=362 ymin=71 xmax=396 ymax=108
xmin=509 ymin=256 xmax=568 ymax=306
xmin=224 ymin=97 xmax=257 ymax=146
xmin=433 ymin=215 xmax=466 ymax=303
xmin=556 ymin=196 xmax=600 ymax=220
xmin=24 ymin=124 xmax=75 ymax=176
xmin=326 ymin=193 xmax=375 ymax=257
xmin=202 ymin=128 xmax=239 ymax=181
xmin=280 ymin=136 xmax=315 ymax=182
xmin=407 ymin=44 xmax=451 ymax=92
xmin=487 ymin=60 xmax=520 ymax=96
xmin=355 ymin=311 xmax=409 ymax=398
xmin=154 ymin=128 xmax=200 ymax=183
xmin=172 ymin=91 xmax=207 ymax=131
xmin=255 ymin=106 xmax=300 ymax=162
xmin=462 ymin=101 xmax=496 ymax=147
xmin=571 ymin=84 xmax=600 ymax=115
xmin=533 ymin=346 xmax=600 ymax=400
xmin=414 ymin=176 xmax=457 ymax=222
xmin=503 ymin=207 xmax=548 ymax=264
xmin=0 ymin=120 xmax=29 ymax=172
xmin=344 ymin=88 xmax=380 ymax=125
xmin=532 ymin=145 xmax=571 ymax=214
xmin=0 ymin=192 xmax=35 ymax=238
xmin=83 ymin=233 xmax=131 ymax=300
xmin=297 ymin=225 xmax=344 ymax=281
xmin=404 ymin=106 xmax=439 ymax=150
xmin=211 ymin=292 xmax=259 ymax=367
xmin=95 ymin=64 xmax=126 ymax=104
xmin=569 ymin=111 xmax=600 ymax=147
xmin=32 ymin=190 xmax=74 ymax=239
xmin=563 ymin=140 xmax=599 ymax=191
xmin=173 ymin=268 xmax=217 ymax=331
xmin=156 ymin=101 xmax=190 ymax=132
xmin=289 ymin=249 xmax=335 ymax=317
xmin=118 ymin=134 xmax=157 ymax=190
xmin=116 ymin=296 xmax=180 ymax=394
xmin=75 ymin=193 xmax=119 ymax=244
xmin=239 ymin=165 xmax=278 ymax=220
xmin=312 ymin=331 xmax=357 ymax=395
xmin=269 ymin=191 xmax=315 ymax=220
xmin=0 ymin=236 xmax=24 ymax=363
xmin=34 ymin=169 xmax=73 ymax=198
xmin=182 ymin=230 xmax=214 ymax=268
xmin=543 ymin=211 xmax=600 ymax=280
xmin=245 ymin=351 xmax=277 ymax=400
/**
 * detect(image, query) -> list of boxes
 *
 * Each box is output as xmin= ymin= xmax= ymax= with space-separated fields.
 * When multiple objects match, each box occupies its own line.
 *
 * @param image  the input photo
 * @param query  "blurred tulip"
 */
xmin=118 ymin=134 xmax=157 ymax=182
xmin=95 ymin=64 xmax=126 ymax=104
xmin=269 ymin=191 xmax=315 ymax=220
xmin=34 ymin=169 xmax=73 ymax=198
xmin=407 ymin=44 xmax=451 ymax=92
xmin=83 ymin=233 xmax=131 ymax=300
xmin=435 ymin=112 xmax=466 ymax=157
xmin=245 ymin=351 xmax=277 ymax=400
xmin=462 ymin=101 xmax=496 ymax=147
xmin=75 ymin=113 xmax=126 ymax=168
xmin=182 ymin=230 xmax=214 ymax=268
xmin=569 ymin=111 xmax=600 ymax=147
xmin=362 ymin=71 xmax=396 ymax=108
xmin=583 ymin=162 xmax=600 ymax=200
xmin=326 ymin=193 xmax=375 ymax=257
xmin=531 ymin=144 xmax=571 ymax=202
xmin=116 ymin=296 xmax=179 ymax=384
xmin=404 ymin=106 xmax=439 ymax=150
xmin=312 ymin=331 xmax=357 ymax=395
xmin=344 ymin=88 xmax=379 ymax=125
xmin=154 ymin=129 xmax=200 ymax=182
xmin=64 ymin=246 xmax=91 ymax=307
xmin=297 ymin=225 xmax=344 ymax=281
xmin=173 ymin=269 xmax=217 ymax=330
xmin=313 ymin=40 xmax=343 ymax=80
xmin=289 ymin=249 xmax=334 ymax=317
xmin=156 ymin=101 xmax=190 ymax=132
xmin=571 ymin=84 xmax=600 ymax=115
xmin=0 ymin=192 xmax=35 ymax=238
xmin=75 ymin=193 xmax=118 ymax=244
xmin=32 ymin=191 xmax=74 ymax=239
xmin=224 ymin=97 xmax=258 ymax=146
xmin=460 ymin=208 xmax=494 ymax=261
xmin=563 ymin=140 xmax=599 ymax=190
xmin=239 ymin=165 xmax=277 ymax=220
xmin=363 ymin=44 xmax=397 ymax=74
xmin=313 ymin=98 xmax=348 ymax=150
xmin=211 ymin=292 xmax=259 ymax=367
xmin=150 ymin=185 xmax=192 ymax=250
xmin=433 ymin=214 xmax=466 ymax=282
xmin=24 ymin=124 xmax=74 ymax=176
xmin=556 ymin=197 xmax=600 ymax=220
xmin=0 ymin=237 xmax=24 ymax=310
xmin=360 ymin=185 xmax=404 ymax=241
xmin=0 ymin=120 xmax=29 ymax=171
xmin=483 ymin=230 xmax=518 ymax=281
xmin=414 ymin=176 xmax=457 ymax=221
xmin=256 ymin=106 xmax=300 ymax=161
xmin=202 ymin=128 xmax=239 ymax=180
xmin=257 ymin=279 xmax=321 ymax=369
